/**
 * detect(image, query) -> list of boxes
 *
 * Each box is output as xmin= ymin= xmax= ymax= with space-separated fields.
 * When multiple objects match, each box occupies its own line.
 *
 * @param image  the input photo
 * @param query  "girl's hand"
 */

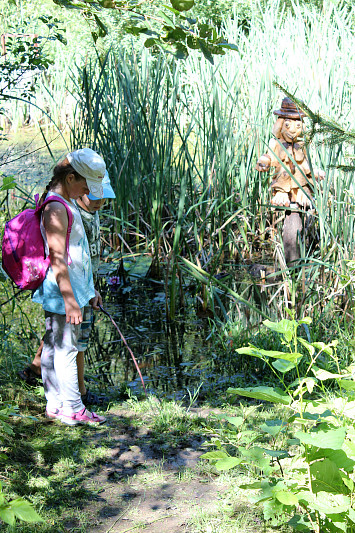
xmin=90 ymin=290 xmax=103 ymax=311
xmin=65 ymin=301 xmax=83 ymax=324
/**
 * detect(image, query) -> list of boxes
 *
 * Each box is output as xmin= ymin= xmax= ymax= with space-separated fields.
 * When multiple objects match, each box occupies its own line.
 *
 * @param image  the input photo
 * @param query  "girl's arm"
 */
xmin=43 ymin=202 xmax=82 ymax=324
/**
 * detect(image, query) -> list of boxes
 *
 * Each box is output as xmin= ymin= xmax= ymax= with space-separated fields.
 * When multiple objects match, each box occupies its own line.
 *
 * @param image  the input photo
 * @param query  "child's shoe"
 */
xmin=46 ymin=408 xmax=63 ymax=420
xmin=60 ymin=407 xmax=106 ymax=426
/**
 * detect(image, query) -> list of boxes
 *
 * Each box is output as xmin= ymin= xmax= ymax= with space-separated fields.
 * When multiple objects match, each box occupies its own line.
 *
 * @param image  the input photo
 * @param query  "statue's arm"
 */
xmin=256 ymin=139 xmax=278 ymax=171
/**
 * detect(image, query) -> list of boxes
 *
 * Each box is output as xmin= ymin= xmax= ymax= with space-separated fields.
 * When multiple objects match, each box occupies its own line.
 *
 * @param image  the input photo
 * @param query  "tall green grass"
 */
xmin=3 ymin=0 xmax=355 ymax=324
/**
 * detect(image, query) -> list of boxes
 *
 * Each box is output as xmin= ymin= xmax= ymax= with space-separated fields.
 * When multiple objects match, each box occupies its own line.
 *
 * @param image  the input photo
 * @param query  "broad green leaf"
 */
xmin=304 ymin=378 xmax=316 ymax=394
xmin=310 ymin=459 xmax=347 ymax=494
xmin=298 ymin=338 xmax=315 ymax=356
xmin=263 ymin=318 xmax=295 ymax=341
xmin=236 ymin=346 xmax=302 ymax=363
xmin=221 ymin=416 xmax=243 ymax=428
xmin=125 ymin=256 xmax=153 ymax=278
xmin=170 ymin=0 xmax=194 ymax=12
xmin=342 ymin=476 xmax=354 ymax=492
xmin=311 ymin=492 xmax=350 ymax=515
xmin=308 ymin=448 xmax=355 ymax=473
xmin=288 ymin=513 xmax=313 ymax=531
xmin=275 ymin=490 xmax=298 ymax=506
xmin=339 ymin=379 xmax=355 ymax=391
xmin=240 ymin=446 xmax=270 ymax=471
xmin=299 ymin=317 xmax=312 ymax=325
xmin=259 ymin=419 xmax=284 ymax=437
xmin=342 ymin=401 xmax=355 ymax=419
xmin=312 ymin=341 xmax=337 ymax=355
xmin=0 ymin=176 xmax=16 ymax=191
xmin=239 ymin=482 xmax=262 ymax=490
xmin=0 ymin=506 xmax=15 ymax=525
xmin=10 ymin=499 xmax=43 ymax=522
xmin=215 ymin=457 xmax=243 ymax=471
xmin=342 ymin=439 xmax=355 ymax=459
xmin=295 ymin=428 xmax=346 ymax=450
xmin=144 ymin=38 xmax=158 ymax=48
xmin=262 ymin=448 xmax=289 ymax=459
xmin=311 ymin=365 xmax=343 ymax=380
xmin=348 ymin=508 xmax=355 ymax=523
xmin=197 ymin=38 xmax=214 ymax=64
xmin=157 ymin=10 xmax=175 ymax=28
xmin=272 ymin=359 xmax=296 ymax=373
xmin=200 ymin=451 xmax=228 ymax=460
xmin=228 ymin=386 xmax=291 ymax=405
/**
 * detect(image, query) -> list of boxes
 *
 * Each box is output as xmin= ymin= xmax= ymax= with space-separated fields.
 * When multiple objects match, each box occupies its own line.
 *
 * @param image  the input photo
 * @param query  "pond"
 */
xmin=86 ymin=271 xmax=248 ymax=401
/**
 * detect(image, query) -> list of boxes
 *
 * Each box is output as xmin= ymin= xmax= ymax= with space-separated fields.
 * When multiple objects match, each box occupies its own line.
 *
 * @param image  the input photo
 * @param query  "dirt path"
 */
xmin=62 ymin=406 xmax=230 ymax=533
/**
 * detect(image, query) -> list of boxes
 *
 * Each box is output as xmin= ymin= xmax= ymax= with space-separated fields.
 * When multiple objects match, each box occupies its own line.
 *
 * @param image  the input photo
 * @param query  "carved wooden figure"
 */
xmin=256 ymin=97 xmax=325 ymax=208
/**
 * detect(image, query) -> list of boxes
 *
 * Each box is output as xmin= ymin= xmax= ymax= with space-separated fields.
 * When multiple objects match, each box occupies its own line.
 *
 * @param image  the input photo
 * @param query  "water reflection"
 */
xmin=86 ymin=278 xmax=228 ymax=398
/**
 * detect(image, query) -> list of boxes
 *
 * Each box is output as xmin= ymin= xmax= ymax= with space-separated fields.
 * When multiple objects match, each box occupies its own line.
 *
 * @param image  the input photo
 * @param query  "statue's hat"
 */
xmin=273 ymin=97 xmax=306 ymax=119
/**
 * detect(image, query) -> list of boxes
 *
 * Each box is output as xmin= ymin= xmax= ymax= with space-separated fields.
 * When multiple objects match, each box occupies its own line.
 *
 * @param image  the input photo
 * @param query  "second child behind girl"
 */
xmin=32 ymin=148 xmax=107 ymax=425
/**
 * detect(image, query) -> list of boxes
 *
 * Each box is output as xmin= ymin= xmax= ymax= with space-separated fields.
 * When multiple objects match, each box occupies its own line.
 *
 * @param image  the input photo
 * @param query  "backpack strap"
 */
xmin=35 ymin=195 xmax=74 ymax=264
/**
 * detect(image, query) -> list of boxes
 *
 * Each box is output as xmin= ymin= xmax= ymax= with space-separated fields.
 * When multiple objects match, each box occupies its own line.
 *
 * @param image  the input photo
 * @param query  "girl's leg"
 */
xmin=41 ymin=313 xmax=61 ymax=413
xmin=76 ymin=351 xmax=86 ymax=396
xmin=77 ymin=306 xmax=93 ymax=397
xmin=43 ymin=311 xmax=84 ymax=415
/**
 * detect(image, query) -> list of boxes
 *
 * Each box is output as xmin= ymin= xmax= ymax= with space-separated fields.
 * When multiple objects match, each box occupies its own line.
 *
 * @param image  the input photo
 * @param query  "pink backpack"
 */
xmin=2 ymin=194 xmax=73 ymax=291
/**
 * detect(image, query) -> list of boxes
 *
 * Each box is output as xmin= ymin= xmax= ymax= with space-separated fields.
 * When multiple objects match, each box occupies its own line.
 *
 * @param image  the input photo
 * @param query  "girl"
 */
xmin=32 ymin=148 xmax=107 ymax=425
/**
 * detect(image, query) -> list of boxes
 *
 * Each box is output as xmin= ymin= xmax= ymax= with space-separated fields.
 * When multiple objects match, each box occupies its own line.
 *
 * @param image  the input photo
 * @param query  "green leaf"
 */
xmin=312 ymin=366 xmax=344 ymax=380
xmin=219 ymin=416 xmax=243 ymax=428
xmin=174 ymin=42 xmax=188 ymax=59
xmin=312 ymin=341 xmax=337 ymax=356
xmin=263 ymin=318 xmax=295 ymax=341
xmin=288 ymin=513 xmax=313 ymax=531
xmin=0 ymin=506 xmax=15 ymax=526
xmin=308 ymin=448 xmax=355 ymax=473
xmin=9 ymin=498 xmax=43 ymax=522
xmin=299 ymin=317 xmax=312 ymax=325
xmin=158 ymin=10 xmax=175 ymax=28
xmin=197 ymin=39 xmax=214 ymax=64
xmin=262 ymin=448 xmax=289 ymax=459
xmin=170 ymin=0 xmax=194 ymax=12
xmin=298 ymin=338 xmax=315 ymax=356
xmin=144 ymin=38 xmax=158 ymax=48
xmin=339 ymin=379 xmax=355 ymax=391
xmin=236 ymin=345 xmax=302 ymax=363
xmin=93 ymin=14 xmax=108 ymax=37
xmin=240 ymin=446 xmax=271 ymax=472
xmin=200 ymin=451 xmax=228 ymax=460
xmin=272 ymin=359 xmax=295 ymax=373
xmin=275 ymin=490 xmax=298 ymax=506
xmin=219 ymin=42 xmax=239 ymax=51
xmin=259 ymin=419 xmax=284 ymax=437
xmin=239 ymin=481 xmax=262 ymax=490
xmin=295 ymin=427 xmax=346 ymax=450
xmin=0 ymin=176 xmax=16 ymax=191
xmin=299 ymin=491 xmax=350 ymax=515
xmin=215 ymin=457 xmax=243 ymax=471
xmin=228 ymin=386 xmax=291 ymax=405
xmin=310 ymin=459 xmax=347 ymax=494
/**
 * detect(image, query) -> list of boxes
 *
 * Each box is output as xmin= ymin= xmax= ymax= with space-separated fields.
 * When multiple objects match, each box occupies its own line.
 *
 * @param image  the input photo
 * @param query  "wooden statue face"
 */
xmin=281 ymin=118 xmax=304 ymax=142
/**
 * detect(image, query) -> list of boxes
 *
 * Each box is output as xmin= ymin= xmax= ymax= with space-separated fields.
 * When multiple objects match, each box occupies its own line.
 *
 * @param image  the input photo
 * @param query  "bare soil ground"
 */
xmin=57 ymin=406 xmax=257 ymax=533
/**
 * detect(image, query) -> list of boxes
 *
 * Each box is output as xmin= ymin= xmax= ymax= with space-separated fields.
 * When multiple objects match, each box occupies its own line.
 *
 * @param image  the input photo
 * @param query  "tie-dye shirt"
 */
xmin=32 ymin=192 xmax=95 ymax=314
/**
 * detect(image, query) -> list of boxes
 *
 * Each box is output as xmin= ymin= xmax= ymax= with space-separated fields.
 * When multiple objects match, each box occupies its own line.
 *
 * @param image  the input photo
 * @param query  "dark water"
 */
xmin=85 ymin=275 xmax=245 ymax=400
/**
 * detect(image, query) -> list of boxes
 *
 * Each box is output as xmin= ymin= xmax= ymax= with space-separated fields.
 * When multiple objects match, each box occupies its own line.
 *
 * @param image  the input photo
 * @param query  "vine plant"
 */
xmin=202 ymin=312 xmax=355 ymax=532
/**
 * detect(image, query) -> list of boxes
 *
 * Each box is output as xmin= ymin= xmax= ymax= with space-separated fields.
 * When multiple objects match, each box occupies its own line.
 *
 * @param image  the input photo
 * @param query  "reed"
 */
xmin=6 ymin=0 xmax=355 ymax=323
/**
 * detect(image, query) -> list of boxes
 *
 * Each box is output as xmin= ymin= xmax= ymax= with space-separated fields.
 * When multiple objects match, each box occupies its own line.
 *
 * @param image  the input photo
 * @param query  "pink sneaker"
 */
xmin=60 ymin=407 xmax=106 ymax=426
xmin=46 ymin=408 xmax=63 ymax=420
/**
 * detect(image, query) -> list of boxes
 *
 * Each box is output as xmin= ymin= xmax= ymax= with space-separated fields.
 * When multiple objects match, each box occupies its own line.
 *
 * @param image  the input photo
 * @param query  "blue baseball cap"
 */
xmin=88 ymin=171 xmax=116 ymax=200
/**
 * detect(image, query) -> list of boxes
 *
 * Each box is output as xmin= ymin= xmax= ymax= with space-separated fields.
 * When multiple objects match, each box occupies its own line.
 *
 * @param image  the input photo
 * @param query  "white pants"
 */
xmin=42 ymin=311 xmax=85 ymax=415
